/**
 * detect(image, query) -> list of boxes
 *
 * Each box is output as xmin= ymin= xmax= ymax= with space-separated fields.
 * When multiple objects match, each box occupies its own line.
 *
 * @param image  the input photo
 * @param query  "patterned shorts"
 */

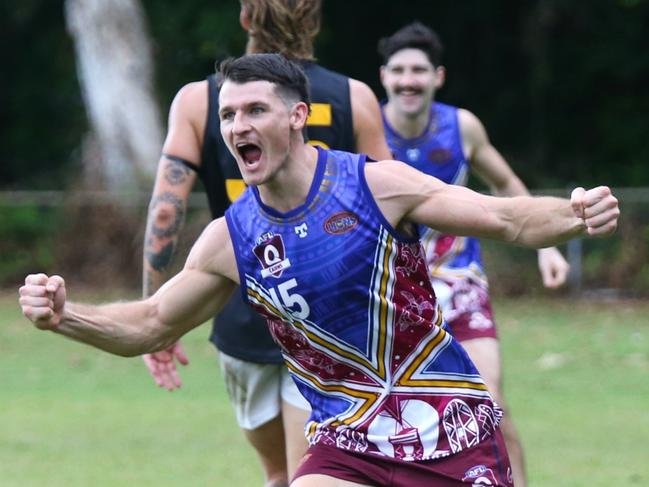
xmin=293 ymin=428 xmax=513 ymax=486
xmin=432 ymin=278 xmax=498 ymax=342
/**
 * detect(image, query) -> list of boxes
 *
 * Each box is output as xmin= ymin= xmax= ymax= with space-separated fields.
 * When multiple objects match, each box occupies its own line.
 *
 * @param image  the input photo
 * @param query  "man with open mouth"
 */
xmin=139 ymin=2 xmax=390 ymax=486
xmin=19 ymin=53 xmax=619 ymax=486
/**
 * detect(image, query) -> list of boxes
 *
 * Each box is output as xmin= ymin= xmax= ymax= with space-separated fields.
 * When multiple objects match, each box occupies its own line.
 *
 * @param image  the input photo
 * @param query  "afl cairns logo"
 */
xmin=323 ymin=211 xmax=358 ymax=235
xmin=254 ymin=232 xmax=291 ymax=278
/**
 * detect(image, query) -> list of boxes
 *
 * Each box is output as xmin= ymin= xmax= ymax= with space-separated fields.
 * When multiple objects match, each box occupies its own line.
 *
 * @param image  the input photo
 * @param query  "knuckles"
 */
xmin=25 ymin=273 xmax=48 ymax=285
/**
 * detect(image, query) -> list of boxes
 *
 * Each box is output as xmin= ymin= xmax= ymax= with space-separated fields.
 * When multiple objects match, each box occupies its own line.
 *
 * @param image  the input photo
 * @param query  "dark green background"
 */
xmin=3 ymin=0 xmax=648 ymax=190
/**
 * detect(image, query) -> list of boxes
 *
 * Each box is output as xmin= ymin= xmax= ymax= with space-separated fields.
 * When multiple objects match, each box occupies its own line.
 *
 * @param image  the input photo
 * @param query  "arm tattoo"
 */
xmin=145 ymin=241 xmax=175 ymax=272
xmin=144 ymin=192 xmax=186 ymax=273
xmin=148 ymin=192 xmax=186 ymax=238
xmin=164 ymin=160 xmax=192 ymax=185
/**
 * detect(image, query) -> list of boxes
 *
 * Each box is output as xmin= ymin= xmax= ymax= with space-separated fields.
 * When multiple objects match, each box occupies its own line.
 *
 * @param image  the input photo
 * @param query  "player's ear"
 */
xmin=434 ymin=65 xmax=446 ymax=89
xmin=289 ymin=102 xmax=310 ymax=130
xmin=239 ymin=5 xmax=251 ymax=31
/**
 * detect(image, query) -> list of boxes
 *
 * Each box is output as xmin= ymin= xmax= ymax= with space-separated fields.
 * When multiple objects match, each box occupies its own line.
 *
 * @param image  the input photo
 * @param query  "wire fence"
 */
xmin=1 ymin=188 xmax=648 ymax=296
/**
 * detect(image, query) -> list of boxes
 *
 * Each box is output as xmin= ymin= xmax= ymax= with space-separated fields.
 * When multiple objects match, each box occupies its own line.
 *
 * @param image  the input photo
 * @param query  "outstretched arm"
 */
xmin=460 ymin=108 xmax=570 ymax=286
xmin=349 ymin=79 xmax=392 ymax=160
xmin=20 ymin=218 xmax=237 ymax=358
xmin=365 ymin=160 xmax=619 ymax=248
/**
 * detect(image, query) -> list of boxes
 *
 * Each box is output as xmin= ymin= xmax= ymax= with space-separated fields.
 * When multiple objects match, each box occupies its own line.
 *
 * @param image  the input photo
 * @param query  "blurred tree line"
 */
xmin=2 ymin=0 xmax=648 ymax=191
xmin=1 ymin=0 xmax=648 ymax=292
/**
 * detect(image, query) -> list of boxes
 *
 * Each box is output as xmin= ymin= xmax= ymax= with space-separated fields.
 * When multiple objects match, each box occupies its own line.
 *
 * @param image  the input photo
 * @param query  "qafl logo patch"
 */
xmin=323 ymin=211 xmax=358 ymax=235
xmin=253 ymin=232 xmax=291 ymax=278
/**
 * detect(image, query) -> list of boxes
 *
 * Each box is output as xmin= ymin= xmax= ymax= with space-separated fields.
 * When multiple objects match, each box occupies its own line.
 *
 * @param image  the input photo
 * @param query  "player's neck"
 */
xmin=246 ymin=38 xmax=310 ymax=60
xmin=384 ymin=102 xmax=431 ymax=139
xmin=257 ymin=143 xmax=319 ymax=213
xmin=245 ymin=38 xmax=258 ymax=55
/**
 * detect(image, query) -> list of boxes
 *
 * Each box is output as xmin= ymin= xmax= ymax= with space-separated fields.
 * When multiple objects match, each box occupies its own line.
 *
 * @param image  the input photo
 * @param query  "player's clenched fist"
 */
xmin=571 ymin=186 xmax=619 ymax=237
xmin=19 ymin=273 xmax=67 ymax=330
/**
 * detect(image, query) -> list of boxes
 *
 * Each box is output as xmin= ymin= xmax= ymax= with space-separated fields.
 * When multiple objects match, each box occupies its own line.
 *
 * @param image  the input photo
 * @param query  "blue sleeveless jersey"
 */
xmin=204 ymin=62 xmax=354 ymax=363
xmin=383 ymin=102 xmax=488 ymax=294
xmin=226 ymin=148 xmax=501 ymax=461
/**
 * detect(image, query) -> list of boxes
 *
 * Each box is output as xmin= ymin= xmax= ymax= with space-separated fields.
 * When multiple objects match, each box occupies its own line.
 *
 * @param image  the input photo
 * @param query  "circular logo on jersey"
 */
xmin=323 ymin=211 xmax=359 ymax=235
xmin=406 ymin=148 xmax=421 ymax=161
xmin=428 ymin=148 xmax=453 ymax=164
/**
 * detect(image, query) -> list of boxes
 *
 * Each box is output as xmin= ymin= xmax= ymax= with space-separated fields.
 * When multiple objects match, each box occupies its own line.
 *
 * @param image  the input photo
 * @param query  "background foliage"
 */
xmin=2 ymin=0 xmax=649 ymax=189
xmin=1 ymin=0 xmax=648 ymax=292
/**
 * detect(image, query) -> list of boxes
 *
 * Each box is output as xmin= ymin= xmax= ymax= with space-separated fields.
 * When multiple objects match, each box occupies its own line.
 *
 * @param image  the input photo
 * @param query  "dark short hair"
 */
xmin=377 ymin=22 xmax=444 ymax=67
xmin=218 ymin=53 xmax=311 ymax=109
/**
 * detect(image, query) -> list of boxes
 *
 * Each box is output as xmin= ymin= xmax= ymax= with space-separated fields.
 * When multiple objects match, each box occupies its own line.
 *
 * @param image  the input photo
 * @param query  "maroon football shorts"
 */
xmin=439 ymin=279 xmax=498 ymax=343
xmin=293 ymin=429 xmax=513 ymax=486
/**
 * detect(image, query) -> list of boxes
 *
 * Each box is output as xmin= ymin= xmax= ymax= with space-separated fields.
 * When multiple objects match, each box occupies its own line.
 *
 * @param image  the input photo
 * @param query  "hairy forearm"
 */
xmin=504 ymin=196 xmax=585 ymax=248
xmin=53 ymin=300 xmax=173 ymax=357
xmin=491 ymin=180 xmax=562 ymax=253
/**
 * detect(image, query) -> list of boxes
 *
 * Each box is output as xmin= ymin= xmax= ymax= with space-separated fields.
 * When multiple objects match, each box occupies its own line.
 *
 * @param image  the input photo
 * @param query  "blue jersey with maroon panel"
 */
xmin=383 ymin=102 xmax=490 ymax=324
xmin=201 ymin=62 xmax=354 ymax=363
xmin=226 ymin=147 xmax=501 ymax=461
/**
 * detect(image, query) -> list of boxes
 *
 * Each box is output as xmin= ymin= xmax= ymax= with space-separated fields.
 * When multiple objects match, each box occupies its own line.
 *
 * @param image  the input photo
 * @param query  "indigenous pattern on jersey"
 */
xmin=383 ymin=102 xmax=495 ymax=336
xmin=202 ymin=63 xmax=354 ymax=362
xmin=226 ymin=148 xmax=501 ymax=461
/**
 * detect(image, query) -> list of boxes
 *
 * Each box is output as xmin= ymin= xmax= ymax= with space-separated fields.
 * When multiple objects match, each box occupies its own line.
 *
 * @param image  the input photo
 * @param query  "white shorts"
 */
xmin=218 ymin=351 xmax=311 ymax=430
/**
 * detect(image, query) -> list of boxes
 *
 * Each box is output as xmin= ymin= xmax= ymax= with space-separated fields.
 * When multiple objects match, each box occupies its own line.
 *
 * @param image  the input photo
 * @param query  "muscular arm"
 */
xmin=349 ymin=79 xmax=392 ymax=160
xmin=143 ymin=81 xmax=208 ymax=297
xmin=22 ymin=219 xmax=238 ymax=357
xmin=459 ymin=108 xmax=571 ymax=286
xmin=365 ymin=160 xmax=618 ymax=248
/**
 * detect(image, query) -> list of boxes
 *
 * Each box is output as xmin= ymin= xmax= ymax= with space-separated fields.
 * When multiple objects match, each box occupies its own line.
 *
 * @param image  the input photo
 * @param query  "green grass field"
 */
xmin=1 ymin=292 xmax=648 ymax=486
